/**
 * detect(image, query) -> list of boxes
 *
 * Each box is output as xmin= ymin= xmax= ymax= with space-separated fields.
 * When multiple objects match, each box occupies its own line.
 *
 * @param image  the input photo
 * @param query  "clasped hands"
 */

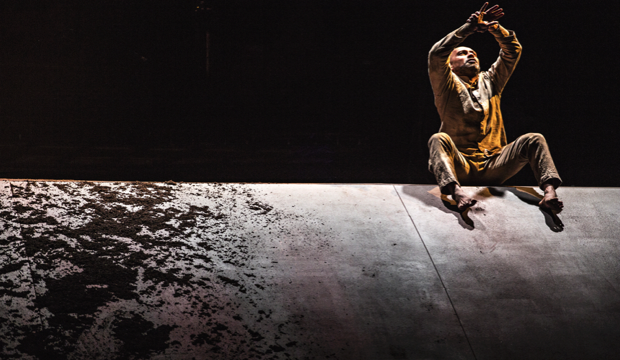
xmin=467 ymin=2 xmax=504 ymax=33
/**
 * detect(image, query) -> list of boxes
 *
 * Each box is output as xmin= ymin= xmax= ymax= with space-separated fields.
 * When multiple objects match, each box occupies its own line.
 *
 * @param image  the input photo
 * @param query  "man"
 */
xmin=427 ymin=2 xmax=563 ymax=211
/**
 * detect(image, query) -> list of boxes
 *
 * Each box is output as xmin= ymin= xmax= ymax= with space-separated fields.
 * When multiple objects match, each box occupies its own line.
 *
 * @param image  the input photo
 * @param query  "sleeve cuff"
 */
xmin=489 ymin=24 xmax=511 ymax=38
xmin=455 ymin=23 xmax=475 ymax=38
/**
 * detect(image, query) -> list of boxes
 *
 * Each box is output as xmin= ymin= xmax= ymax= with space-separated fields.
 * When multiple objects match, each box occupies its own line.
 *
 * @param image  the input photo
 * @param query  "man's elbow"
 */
xmin=514 ymin=44 xmax=523 ymax=55
xmin=428 ymin=46 xmax=440 ymax=60
xmin=428 ymin=52 xmax=439 ymax=66
xmin=428 ymin=47 xmax=449 ymax=66
xmin=502 ymin=44 xmax=522 ymax=60
xmin=513 ymin=45 xmax=523 ymax=60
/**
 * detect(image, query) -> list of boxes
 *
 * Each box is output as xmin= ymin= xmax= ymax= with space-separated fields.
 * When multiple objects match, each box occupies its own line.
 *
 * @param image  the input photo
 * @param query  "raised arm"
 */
xmin=463 ymin=2 xmax=521 ymax=94
xmin=428 ymin=3 xmax=506 ymax=95
xmin=486 ymin=22 xmax=522 ymax=95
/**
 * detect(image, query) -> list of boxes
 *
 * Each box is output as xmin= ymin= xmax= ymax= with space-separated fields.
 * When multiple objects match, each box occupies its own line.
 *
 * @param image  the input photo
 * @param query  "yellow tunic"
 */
xmin=428 ymin=24 xmax=522 ymax=161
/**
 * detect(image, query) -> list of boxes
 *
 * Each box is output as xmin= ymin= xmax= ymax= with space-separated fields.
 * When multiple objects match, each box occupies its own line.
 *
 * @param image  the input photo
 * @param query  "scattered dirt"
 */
xmin=0 ymin=180 xmax=336 ymax=359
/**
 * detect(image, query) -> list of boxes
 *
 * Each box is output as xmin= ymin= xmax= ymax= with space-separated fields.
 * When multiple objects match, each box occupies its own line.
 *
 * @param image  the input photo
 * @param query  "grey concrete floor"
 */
xmin=0 ymin=180 xmax=619 ymax=359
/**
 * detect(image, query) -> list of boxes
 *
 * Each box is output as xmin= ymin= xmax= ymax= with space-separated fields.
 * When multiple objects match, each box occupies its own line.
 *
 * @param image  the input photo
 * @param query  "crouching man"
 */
xmin=427 ymin=3 xmax=563 ymax=211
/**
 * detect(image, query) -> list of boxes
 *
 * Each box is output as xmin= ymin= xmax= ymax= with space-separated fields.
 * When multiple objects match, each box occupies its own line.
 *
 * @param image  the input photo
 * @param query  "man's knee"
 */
xmin=428 ymin=132 xmax=453 ymax=148
xmin=523 ymin=132 xmax=547 ymax=145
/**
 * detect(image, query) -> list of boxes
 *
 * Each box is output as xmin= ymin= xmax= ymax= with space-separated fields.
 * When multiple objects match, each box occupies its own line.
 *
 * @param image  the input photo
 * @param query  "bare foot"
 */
xmin=539 ymin=184 xmax=563 ymax=212
xmin=453 ymin=186 xmax=477 ymax=211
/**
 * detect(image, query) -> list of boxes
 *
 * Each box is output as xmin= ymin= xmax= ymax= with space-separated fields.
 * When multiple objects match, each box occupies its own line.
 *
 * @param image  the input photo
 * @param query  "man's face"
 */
xmin=450 ymin=47 xmax=480 ymax=78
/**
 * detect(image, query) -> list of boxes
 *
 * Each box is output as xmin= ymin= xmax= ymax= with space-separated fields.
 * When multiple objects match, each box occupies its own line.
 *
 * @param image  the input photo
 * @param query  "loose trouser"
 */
xmin=428 ymin=132 xmax=562 ymax=193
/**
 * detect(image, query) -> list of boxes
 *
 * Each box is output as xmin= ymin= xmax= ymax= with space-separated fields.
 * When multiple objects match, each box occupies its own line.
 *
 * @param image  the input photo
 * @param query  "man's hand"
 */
xmin=466 ymin=2 xmax=504 ymax=33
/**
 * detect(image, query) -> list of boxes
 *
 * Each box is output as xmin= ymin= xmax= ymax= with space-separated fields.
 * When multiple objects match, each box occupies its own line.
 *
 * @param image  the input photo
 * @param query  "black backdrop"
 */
xmin=0 ymin=0 xmax=618 ymax=185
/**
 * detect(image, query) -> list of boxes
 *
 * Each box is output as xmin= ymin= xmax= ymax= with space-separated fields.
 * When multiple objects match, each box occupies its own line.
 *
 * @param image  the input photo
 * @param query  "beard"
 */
xmin=452 ymin=62 xmax=480 ymax=79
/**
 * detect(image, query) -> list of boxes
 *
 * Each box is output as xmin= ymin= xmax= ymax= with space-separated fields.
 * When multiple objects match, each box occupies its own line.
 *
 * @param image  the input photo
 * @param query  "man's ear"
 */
xmin=448 ymin=51 xmax=455 ymax=71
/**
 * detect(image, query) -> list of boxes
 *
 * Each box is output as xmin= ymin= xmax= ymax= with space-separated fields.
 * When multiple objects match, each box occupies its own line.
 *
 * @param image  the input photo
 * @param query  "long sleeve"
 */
xmin=428 ymin=23 xmax=474 ymax=98
xmin=487 ymin=25 xmax=522 ymax=95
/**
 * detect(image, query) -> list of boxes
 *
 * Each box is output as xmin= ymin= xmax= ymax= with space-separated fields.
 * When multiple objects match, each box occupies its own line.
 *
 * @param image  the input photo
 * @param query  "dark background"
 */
xmin=0 ymin=0 xmax=617 ymax=185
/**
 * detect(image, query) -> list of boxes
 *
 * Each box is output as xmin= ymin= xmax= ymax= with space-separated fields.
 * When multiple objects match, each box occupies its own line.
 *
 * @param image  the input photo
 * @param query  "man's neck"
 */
xmin=458 ymin=74 xmax=479 ymax=86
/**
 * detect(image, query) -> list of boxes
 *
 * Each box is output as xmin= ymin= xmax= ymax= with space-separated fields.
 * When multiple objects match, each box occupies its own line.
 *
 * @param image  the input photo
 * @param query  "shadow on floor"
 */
xmin=401 ymin=185 xmax=564 ymax=232
xmin=495 ymin=187 xmax=564 ymax=232
xmin=400 ymin=185 xmax=481 ymax=231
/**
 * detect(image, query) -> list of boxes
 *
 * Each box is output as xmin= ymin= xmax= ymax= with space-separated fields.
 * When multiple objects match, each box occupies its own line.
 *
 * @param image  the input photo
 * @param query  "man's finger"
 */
xmin=477 ymin=9 xmax=485 ymax=24
xmin=485 ymin=10 xmax=504 ymax=21
xmin=479 ymin=2 xmax=489 ymax=13
xmin=486 ymin=4 xmax=500 ymax=12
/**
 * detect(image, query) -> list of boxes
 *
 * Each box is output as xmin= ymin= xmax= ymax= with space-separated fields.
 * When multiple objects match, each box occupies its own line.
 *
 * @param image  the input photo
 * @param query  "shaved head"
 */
xmin=450 ymin=46 xmax=480 ymax=79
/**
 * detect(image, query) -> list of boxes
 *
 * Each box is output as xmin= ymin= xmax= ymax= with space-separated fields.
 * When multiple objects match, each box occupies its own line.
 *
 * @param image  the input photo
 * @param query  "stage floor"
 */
xmin=1 ymin=180 xmax=619 ymax=359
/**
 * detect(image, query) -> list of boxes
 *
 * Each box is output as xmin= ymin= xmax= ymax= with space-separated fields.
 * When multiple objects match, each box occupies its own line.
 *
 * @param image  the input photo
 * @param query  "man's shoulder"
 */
xmin=479 ymin=70 xmax=491 ymax=79
xmin=479 ymin=70 xmax=495 ymax=85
